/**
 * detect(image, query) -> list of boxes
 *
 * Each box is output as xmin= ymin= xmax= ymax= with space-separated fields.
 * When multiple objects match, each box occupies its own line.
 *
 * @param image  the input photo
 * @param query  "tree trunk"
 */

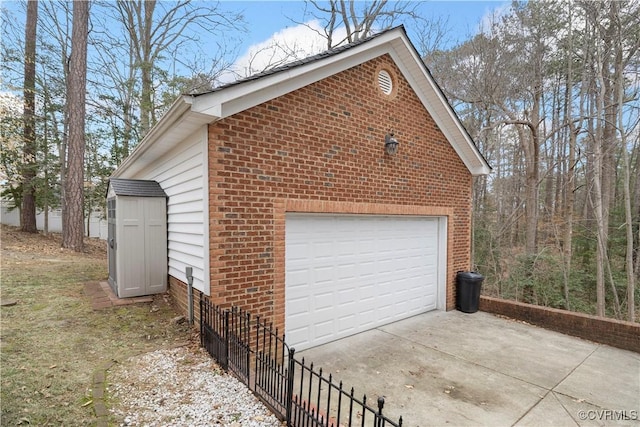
xmin=561 ymin=8 xmax=580 ymax=311
xmin=614 ymin=6 xmax=635 ymax=322
xmin=592 ymin=130 xmax=606 ymax=317
xmin=634 ymin=141 xmax=640 ymax=281
xmin=21 ymin=0 xmax=38 ymax=233
xmin=525 ymin=123 xmax=540 ymax=256
xmin=62 ymin=0 xmax=89 ymax=251
xmin=621 ymin=138 xmax=635 ymax=320
xmin=139 ymin=0 xmax=155 ymax=135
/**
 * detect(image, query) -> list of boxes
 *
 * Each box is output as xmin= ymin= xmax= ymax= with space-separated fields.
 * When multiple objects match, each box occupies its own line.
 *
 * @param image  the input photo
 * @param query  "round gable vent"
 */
xmin=378 ymin=69 xmax=393 ymax=95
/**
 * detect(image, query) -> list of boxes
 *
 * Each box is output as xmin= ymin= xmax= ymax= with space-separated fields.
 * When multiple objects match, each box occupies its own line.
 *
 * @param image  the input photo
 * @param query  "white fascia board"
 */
xmin=388 ymin=36 xmax=491 ymax=176
xmin=191 ymin=35 xmax=399 ymax=119
xmin=112 ymin=96 xmax=216 ymax=178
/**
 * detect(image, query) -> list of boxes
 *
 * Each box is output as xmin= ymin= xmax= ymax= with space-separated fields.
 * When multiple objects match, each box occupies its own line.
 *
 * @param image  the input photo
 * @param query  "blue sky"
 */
xmin=228 ymin=1 xmax=507 ymax=49
xmin=1 ymin=0 xmax=509 ymax=87
xmin=217 ymin=1 xmax=508 ymax=80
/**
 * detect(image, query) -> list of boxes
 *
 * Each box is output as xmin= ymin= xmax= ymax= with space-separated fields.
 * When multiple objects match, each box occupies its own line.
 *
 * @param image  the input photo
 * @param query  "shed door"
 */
xmin=119 ymin=197 xmax=145 ymax=297
xmin=107 ymin=198 xmax=117 ymax=288
xmin=117 ymin=196 xmax=167 ymax=298
xmin=285 ymin=214 xmax=440 ymax=351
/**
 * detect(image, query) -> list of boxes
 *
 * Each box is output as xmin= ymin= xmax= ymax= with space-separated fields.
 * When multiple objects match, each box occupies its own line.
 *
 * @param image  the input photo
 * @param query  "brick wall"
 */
xmin=169 ymin=276 xmax=204 ymax=325
xmin=480 ymin=296 xmax=640 ymax=353
xmin=206 ymin=54 xmax=474 ymax=330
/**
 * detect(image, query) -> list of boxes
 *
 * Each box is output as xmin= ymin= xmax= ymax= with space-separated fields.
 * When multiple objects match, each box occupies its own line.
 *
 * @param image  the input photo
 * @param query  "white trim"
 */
xmin=387 ymin=35 xmax=490 ymax=175
xmin=192 ymin=44 xmax=390 ymax=119
xmin=437 ymin=216 xmax=448 ymax=311
xmin=200 ymin=125 xmax=210 ymax=296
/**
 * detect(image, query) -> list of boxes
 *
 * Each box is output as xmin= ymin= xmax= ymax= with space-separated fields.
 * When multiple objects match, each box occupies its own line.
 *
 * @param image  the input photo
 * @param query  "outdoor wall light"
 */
xmin=384 ymin=131 xmax=399 ymax=155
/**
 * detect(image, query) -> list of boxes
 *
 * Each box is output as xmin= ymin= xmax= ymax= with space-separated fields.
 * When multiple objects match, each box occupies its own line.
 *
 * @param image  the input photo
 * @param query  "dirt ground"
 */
xmin=0 ymin=225 xmax=194 ymax=426
xmin=0 ymin=224 xmax=106 ymax=260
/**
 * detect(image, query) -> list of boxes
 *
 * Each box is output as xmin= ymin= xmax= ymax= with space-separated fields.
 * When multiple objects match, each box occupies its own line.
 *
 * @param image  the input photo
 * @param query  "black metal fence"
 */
xmin=200 ymin=297 xmax=403 ymax=427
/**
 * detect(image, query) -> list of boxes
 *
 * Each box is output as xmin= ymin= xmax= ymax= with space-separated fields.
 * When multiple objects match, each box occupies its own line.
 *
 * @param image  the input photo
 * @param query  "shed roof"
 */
xmin=113 ymin=26 xmax=491 ymax=178
xmin=108 ymin=179 xmax=167 ymax=198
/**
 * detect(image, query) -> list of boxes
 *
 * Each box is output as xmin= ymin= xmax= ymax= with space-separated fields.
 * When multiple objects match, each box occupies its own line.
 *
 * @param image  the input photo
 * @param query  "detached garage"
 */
xmin=110 ymin=26 xmax=490 ymax=349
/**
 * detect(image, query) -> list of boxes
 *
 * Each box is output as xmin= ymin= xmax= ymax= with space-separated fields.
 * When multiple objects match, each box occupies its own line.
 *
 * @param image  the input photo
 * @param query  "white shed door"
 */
xmin=286 ymin=214 xmax=440 ymax=351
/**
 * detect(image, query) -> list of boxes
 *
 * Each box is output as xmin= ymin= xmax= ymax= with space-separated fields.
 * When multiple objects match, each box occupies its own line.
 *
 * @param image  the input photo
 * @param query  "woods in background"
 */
xmin=427 ymin=1 xmax=639 ymax=320
xmin=1 ymin=0 xmax=637 ymax=320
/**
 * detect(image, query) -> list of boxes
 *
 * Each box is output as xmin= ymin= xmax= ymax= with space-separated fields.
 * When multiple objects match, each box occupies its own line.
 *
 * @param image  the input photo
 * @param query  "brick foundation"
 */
xmin=480 ymin=296 xmax=640 ymax=353
xmin=169 ymin=276 xmax=204 ymax=325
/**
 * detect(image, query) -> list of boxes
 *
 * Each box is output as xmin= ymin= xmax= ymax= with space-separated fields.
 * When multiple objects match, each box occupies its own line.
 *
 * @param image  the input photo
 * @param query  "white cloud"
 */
xmin=219 ymin=20 xmax=346 ymax=85
xmin=476 ymin=3 xmax=512 ymax=36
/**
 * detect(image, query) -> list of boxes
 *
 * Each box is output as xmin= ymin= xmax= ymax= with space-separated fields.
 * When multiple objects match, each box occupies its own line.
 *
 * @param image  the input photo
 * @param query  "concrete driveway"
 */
xmin=297 ymin=310 xmax=640 ymax=426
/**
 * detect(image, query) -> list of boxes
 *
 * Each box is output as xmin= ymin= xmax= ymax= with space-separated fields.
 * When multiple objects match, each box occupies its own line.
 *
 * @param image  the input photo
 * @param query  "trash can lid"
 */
xmin=457 ymin=271 xmax=484 ymax=280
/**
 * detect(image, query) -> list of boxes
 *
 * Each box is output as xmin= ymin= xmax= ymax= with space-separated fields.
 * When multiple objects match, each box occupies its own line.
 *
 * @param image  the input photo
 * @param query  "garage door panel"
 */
xmin=286 ymin=214 xmax=441 ymax=351
xmin=315 ymin=321 xmax=335 ymax=341
xmin=314 ymin=291 xmax=333 ymax=310
xmin=288 ymin=328 xmax=309 ymax=347
xmin=338 ymin=316 xmax=356 ymax=334
xmin=336 ymin=263 xmax=357 ymax=280
xmin=313 ymin=266 xmax=335 ymax=283
xmin=288 ymin=295 xmax=310 ymax=315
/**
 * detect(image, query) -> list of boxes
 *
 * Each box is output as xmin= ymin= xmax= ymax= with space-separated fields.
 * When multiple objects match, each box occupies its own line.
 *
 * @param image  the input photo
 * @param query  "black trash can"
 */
xmin=456 ymin=271 xmax=484 ymax=313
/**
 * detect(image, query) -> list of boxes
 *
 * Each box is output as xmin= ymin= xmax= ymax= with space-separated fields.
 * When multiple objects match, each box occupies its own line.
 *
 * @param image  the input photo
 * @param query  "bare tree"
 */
xmin=428 ymin=0 xmax=639 ymax=317
xmin=38 ymin=1 xmax=72 ymax=235
xmin=299 ymin=0 xmax=419 ymax=48
xmin=62 ymin=0 xmax=89 ymax=251
xmin=109 ymin=0 xmax=243 ymax=136
xmin=20 ymin=0 xmax=38 ymax=233
xmin=612 ymin=3 xmax=639 ymax=321
xmin=415 ymin=14 xmax=451 ymax=60
xmin=560 ymin=6 xmax=583 ymax=310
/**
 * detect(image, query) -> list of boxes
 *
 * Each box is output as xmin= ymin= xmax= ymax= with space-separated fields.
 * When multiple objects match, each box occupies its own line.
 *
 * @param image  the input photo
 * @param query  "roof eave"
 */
xmin=387 ymin=33 xmax=491 ymax=176
xmin=191 ymin=39 xmax=394 ymax=119
xmin=111 ymin=95 xmax=218 ymax=178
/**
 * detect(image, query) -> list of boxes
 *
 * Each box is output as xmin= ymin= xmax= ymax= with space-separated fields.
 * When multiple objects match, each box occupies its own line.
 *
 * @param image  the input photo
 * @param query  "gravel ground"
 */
xmin=107 ymin=345 xmax=283 ymax=427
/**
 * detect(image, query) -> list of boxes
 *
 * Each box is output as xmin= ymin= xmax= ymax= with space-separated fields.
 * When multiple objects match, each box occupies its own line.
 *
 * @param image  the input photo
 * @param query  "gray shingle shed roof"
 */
xmin=108 ymin=179 xmax=167 ymax=197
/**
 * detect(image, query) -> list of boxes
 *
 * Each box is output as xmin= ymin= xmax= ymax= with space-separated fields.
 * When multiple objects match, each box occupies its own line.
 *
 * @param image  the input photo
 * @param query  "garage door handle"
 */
xmin=109 ymin=238 xmax=114 ymax=249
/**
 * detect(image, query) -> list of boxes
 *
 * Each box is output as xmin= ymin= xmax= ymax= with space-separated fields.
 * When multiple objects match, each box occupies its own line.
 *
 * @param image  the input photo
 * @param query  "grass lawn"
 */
xmin=0 ymin=225 xmax=192 ymax=426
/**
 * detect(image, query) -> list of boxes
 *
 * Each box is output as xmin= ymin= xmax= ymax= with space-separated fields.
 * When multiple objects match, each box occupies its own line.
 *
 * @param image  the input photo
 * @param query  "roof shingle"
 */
xmin=109 ymin=179 xmax=167 ymax=197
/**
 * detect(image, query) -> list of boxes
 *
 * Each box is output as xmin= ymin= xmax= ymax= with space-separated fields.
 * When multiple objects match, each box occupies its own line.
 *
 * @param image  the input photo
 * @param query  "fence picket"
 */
xmin=199 ymin=297 xmax=403 ymax=427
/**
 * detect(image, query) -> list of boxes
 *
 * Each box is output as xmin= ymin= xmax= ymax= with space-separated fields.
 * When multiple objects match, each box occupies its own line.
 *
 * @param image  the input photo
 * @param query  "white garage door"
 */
xmin=286 ymin=214 xmax=442 ymax=351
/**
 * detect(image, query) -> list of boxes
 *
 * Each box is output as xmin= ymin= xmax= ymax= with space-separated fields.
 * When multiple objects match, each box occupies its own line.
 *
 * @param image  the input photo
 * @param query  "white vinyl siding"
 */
xmin=132 ymin=126 xmax=209 ymax=294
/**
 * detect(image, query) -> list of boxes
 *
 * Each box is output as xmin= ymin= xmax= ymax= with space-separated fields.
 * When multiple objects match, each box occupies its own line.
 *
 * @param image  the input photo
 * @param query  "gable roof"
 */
xmin=108 ymin=179 xmax=167 ymax=198
xmin=113 ymin=26 xmax=491 ymax=178
xmin=192 ymin=28 xmax=393 ymax=96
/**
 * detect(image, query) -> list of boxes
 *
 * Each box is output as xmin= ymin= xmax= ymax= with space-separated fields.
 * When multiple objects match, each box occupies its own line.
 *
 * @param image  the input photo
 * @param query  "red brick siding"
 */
xmin=480 ymin=296 xmax=640 ymax=353
xmin=207 ymin=54 xmax=473 ymax=330
xmin=169 ymin=276 xmax=205 ymax=324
